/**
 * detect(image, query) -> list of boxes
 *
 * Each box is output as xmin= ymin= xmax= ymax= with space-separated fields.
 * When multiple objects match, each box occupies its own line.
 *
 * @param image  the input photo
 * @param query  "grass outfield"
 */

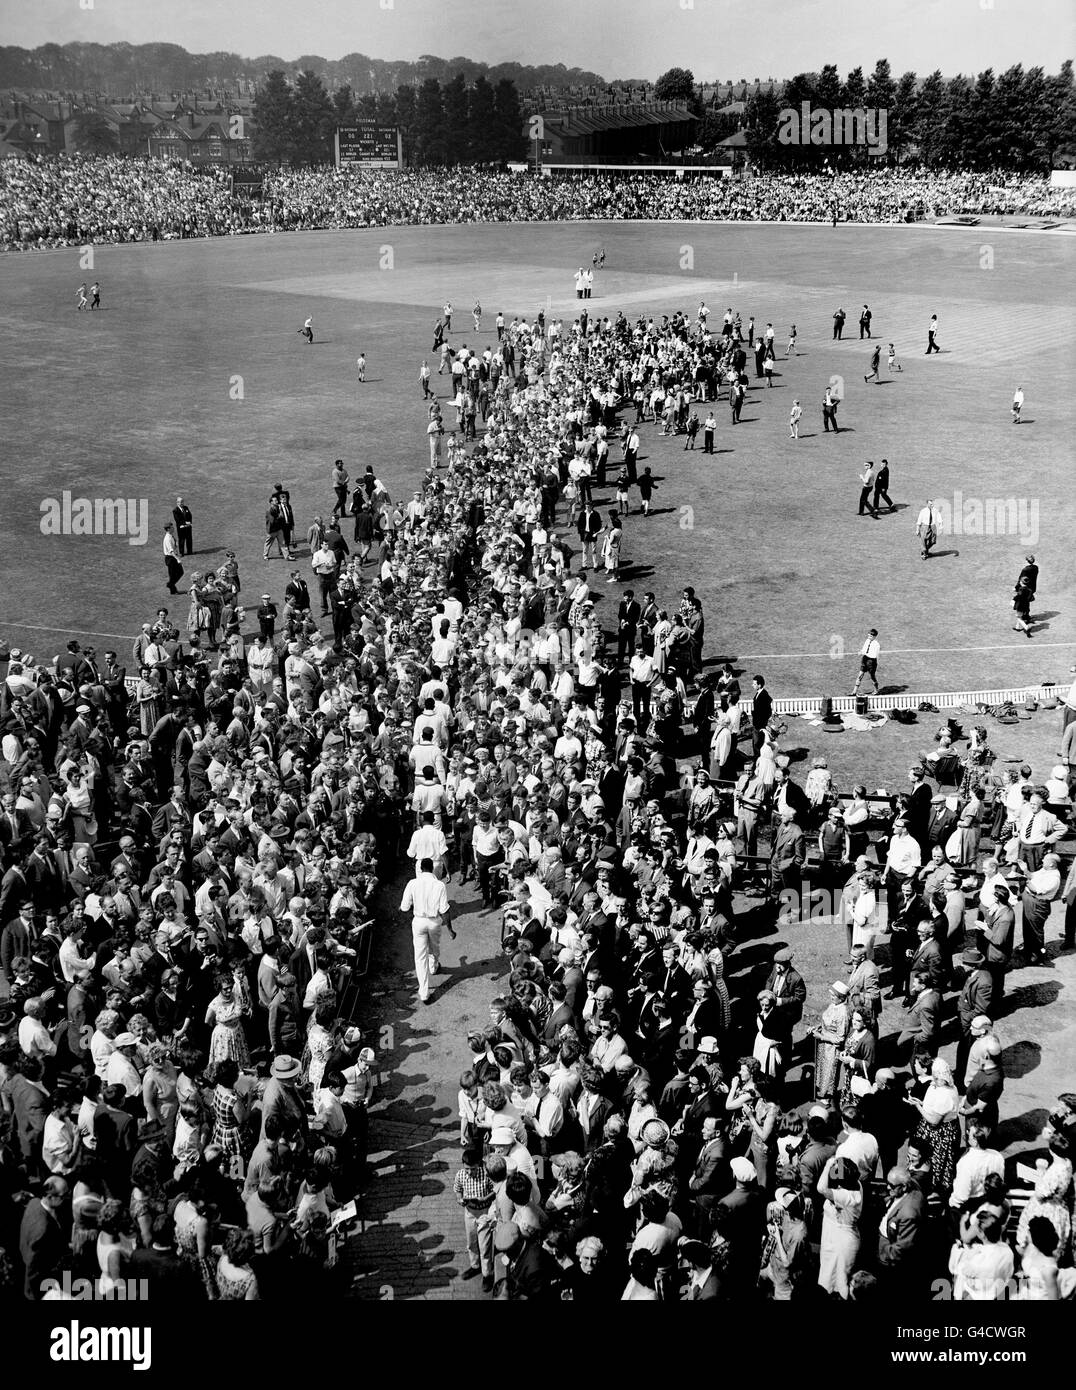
xmin=0 ymin=219 xmax=1073 ymax=698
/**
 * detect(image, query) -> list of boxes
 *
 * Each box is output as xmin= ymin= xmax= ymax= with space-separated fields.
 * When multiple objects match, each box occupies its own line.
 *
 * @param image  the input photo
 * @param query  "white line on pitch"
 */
xmin=0 ymin=619 xmax=137 ymax=640
xmin=735 ymin=641 xmax=1076 ymax=659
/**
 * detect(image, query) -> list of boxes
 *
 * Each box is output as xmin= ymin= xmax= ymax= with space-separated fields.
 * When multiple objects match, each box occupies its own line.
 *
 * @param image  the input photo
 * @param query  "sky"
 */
xmin=0 ymin=0 xmax=1073 ymax=82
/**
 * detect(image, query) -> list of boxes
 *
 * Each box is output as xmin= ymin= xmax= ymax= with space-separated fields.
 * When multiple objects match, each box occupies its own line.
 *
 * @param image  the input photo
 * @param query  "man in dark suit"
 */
xmin=1 ymin=900 xmax=37 ymax=986
xmin=172 ymin=497 xmax=194 ymax=555
xmin=764 ymin=948 xmax=807 ymax=1035
xmin=681 ymin=981 xmax=725 ymax=1052
xmin=128 ymin=1212 xmax=202 ymax=1298
xmin=657 ymin=942 xmax=693 ymax=1021
xmin=876 ymin=1169 xmax=925 ymax=1281
xmin=0 ymin=859 xmax=32 ymax=931
xmin=0 ymin=792 xmax=32 ymax=853
xmin=554 ymin=950 xmax=585 ymax=1020
xmin=94 ymin=1084 xmax=137 ymax=1198
xmin=770 ymin=767 xmax=810 ymax=825
xmin=888 ymin=877 xmax=930 ymax=999
xmin=24 ymin=834 xmax=65 ymax=914
xmin=750 ymin=675 xmax=773 ymax=755
xmin=769 ymin=810 xmax=806 ymax=903
xmin=616 ymin=590 xmax=641 ymax=666
xmin=896 ymin=973 xmax=941 ymax=1059
xmin=925 ymin=797 xmax=960 ymax=849
xmin=688 ymin=1117 xmax=729 ymax=1227
xmin=577 ymin=504 xmax=601 ymax=566
xmin=19 ymin=1177 xmax=70 ymax=1299
xmin=542 ymin=981 xmax=575 ymax=1045
xmin=495 ymin=1221 xmax=552 ymax=1301
xmin=905 ymin=766 xmax=933 ymax=852
xmin=906 ymin=920 xmax=947 ymax=1001
xmin=955 ymin=947 xmax=995 ymax=1086
xmin=981 ymin=884 xmax=1015 ymax=995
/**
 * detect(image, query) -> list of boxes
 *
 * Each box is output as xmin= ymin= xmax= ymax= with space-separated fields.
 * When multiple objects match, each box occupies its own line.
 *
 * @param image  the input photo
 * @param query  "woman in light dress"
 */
xmin=817 ymin=1155 xmax=863 ymax=1298
xmin=205 ymin=972 xmax=250 ymax=1069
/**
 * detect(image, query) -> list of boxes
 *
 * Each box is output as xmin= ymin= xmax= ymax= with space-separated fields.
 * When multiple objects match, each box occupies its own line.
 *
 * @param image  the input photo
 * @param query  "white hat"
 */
xmin=730 ymin=1157 xmax=756 ymax=1183
xmin=696 ymin=1036 xmax=719 ymax=1055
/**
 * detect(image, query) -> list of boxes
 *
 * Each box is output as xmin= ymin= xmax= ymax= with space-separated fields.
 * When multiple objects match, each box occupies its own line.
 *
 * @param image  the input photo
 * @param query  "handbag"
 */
xmin=849 ymin=1059 xmax=874 ymax=1097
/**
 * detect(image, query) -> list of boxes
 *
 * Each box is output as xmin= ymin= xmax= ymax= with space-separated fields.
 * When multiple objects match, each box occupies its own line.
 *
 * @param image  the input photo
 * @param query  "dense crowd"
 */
xmin=3 ymin=155 xmax=1076 ymax=250
xmin=2 ymin=259 xmax=1076 ymax=1304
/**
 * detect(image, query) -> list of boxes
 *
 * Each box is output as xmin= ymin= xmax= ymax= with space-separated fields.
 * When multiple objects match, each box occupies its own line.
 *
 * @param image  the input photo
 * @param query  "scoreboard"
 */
xmin=335 ymin=123 xmax=404 ymax=169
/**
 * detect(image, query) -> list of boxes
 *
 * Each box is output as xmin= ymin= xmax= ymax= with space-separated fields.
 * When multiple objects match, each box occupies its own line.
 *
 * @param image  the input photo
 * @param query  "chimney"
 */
xmin=189 ymin=111 xmax=196 ymax=129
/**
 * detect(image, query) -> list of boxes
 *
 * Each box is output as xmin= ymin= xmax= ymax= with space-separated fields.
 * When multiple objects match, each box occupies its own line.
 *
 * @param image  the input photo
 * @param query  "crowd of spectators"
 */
xmin=3 ymin=155 xmax=1076 ymax=251
xmin=1 ymin=225 xmax=1075 ymax=1304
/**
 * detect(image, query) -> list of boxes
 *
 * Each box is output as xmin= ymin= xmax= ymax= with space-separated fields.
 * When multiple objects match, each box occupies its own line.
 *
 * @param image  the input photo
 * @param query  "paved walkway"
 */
xmin=343 ymin=871 xmax=506 ymax=1301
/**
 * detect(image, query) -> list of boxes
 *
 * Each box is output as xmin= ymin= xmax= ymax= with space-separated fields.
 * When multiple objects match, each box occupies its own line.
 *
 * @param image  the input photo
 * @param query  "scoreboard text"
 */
xmin=335 ymin=124 xmax=404 ymax=169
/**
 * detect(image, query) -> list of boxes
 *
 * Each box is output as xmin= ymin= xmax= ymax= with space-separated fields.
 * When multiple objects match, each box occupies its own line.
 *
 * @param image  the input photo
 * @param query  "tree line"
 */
xmin=738 ymin=60 xmax=1076 ymax=170
xmin=252 ymin=69 xmax=527 ymax=166
xmin=0 ymin=41 xmax=603 ymax=100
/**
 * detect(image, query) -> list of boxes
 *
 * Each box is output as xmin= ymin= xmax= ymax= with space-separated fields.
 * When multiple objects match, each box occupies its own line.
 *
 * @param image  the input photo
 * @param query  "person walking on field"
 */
xmin=859 ymin=305 xmax=872 ymax=339
xmin=638 ymin=468 xmax=657 ymax=516
xmin=163 ymin=524 xmax=183 ymax=594
xmin=822 ymin=387 xmax=840 ymax=434
xmin=1012 ymin=386 xmax=1024 ymax=424
xmin=864 ymin=344 xmax=881 ymax=384
xmin=789 ymin=400 xmax=801 ymax=439
xmin=832 ymin=307 xmax=846 ymax=341
xmin=926 ymin=314 xmax=940 ymax=354
xmin=851 ymin=630 xmax=881 ymax=696
xmin=872 ymin=459 xmax=894 ymax=513
xmin=857 ymin=464 xmax=879 ymax=518
xmin=915 ymin=499 xmax=939 ymax=560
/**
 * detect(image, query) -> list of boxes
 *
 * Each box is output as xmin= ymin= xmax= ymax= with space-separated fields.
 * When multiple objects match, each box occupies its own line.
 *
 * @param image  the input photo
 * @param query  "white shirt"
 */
xmin=949 ymin=1146 xmax=1006 ymax=1208
xmin=407 ymin=825 xmax=449 ymax=863
xmin=836 ymin=1130 xmax=880 ymax=1181
xmin=400 ymin=871 xmax=450 ymax=922
xmin=18 ymin=1015 xmax=56 ymax=1059
xmin=860 ymin=638 xmax=880 ymax=660
xmin=43 ymin=1113 xmax=77 ymax=1173
xmin=106 ymin=1050 xmax=142 ymax=1098
xmin=886 ymin=833 xmax=922 ymax=877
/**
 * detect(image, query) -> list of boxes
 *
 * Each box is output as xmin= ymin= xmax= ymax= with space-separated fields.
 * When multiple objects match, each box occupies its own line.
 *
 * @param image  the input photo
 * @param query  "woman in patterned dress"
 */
xmin=837 ymin=1007 xmax=878 ymax=1105
xmin=209 ymin=1058 xmax=249 ymax=1167
xmin=907 ymin=1057 xmax=962 ymax=1194
xmin=216 ymin=1229 xmax=260 ymax=1301
xmin=303 ymin=997 xmax=338 ymax=1091
xmin=811 ymin=982 xmax=851 ymax=1101
xmin=1015 ymin=1129 xmax=1074 ymax=1262
xmin=205 ymin=973 xmax=250 ymax=1068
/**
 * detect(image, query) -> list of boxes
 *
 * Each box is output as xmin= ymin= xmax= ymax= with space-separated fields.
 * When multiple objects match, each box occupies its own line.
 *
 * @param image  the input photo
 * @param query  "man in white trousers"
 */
xmin=400 ymin=856 xmax=452 ymax=1004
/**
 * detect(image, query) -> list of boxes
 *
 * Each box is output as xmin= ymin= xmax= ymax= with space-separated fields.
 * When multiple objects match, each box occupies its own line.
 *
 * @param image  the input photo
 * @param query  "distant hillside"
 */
xmin=0 ymin=43 xmax=607 ymax=96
